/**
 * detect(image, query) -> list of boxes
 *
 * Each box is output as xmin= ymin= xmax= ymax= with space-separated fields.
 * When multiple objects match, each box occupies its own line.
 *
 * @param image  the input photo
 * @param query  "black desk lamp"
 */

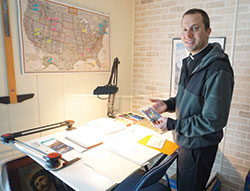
xmin=93 ymin=57 xmax=120 ymax=117
xmin=0 ymin=120 xmax=78 ymax=170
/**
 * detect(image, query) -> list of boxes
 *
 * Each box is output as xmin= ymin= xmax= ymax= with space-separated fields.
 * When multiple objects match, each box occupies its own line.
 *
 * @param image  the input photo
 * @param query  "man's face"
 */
xmin=181 ymin=13 xmax=211 ymax=54
xmin=34 ymin=175 xmax=51 ymax=191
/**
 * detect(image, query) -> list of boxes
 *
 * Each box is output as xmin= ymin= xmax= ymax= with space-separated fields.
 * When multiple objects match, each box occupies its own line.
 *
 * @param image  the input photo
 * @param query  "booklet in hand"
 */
xmin=140 ymin=107 xmax=161 ymax=123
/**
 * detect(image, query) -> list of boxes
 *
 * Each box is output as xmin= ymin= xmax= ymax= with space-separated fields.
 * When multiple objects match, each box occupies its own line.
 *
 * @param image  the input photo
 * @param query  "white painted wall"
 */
xmin=0 ymin=0 xmax=134 ymax=159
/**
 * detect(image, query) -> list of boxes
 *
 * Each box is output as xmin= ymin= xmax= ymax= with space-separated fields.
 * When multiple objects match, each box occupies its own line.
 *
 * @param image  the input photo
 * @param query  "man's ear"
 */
xmin=206 ymin=27 xmax=212 ymax=36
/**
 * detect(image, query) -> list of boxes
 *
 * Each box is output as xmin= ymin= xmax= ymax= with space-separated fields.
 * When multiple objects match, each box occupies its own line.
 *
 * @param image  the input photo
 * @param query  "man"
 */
xmin=30 ymin=169 xmax=65 ymax=191
xmin=30 ymin=169 xmax=54 ymax=191
xmin=150 ymin=8 xmax=234 ymax=191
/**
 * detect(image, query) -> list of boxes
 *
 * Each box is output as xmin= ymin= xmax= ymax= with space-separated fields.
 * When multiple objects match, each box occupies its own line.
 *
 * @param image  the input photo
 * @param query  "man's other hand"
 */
xmin=149 ymin=98 xmax=167 ymax=114
xmin=152 ymin=117 xmax=168 ymax=132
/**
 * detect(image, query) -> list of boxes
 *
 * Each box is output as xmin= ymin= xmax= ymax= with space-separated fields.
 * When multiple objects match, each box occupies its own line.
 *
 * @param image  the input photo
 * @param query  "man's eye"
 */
xmin=192 ymin=26 xmax=199 ymax=31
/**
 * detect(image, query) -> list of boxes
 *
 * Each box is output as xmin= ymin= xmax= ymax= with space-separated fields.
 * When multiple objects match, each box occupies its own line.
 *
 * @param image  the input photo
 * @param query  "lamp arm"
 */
xmin=93 ymin=57 xmax=120 ymax=117
xmin=107 ymin=94 xmax=116 ymax=117
xmin=108 ymin=57 xmax=120 ymax=86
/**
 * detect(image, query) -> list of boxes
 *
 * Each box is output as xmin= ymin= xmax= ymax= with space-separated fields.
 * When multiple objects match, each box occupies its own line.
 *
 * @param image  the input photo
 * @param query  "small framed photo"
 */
xmin=6 ymin=156 xmax=66 ymax=191
xmin=170 ymin=37 xmax=226 ymax=96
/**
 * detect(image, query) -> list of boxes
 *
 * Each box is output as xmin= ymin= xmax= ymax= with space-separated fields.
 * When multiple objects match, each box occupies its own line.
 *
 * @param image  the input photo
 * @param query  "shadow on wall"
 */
xmin=218 ymin=149 xmax=248 ymax=191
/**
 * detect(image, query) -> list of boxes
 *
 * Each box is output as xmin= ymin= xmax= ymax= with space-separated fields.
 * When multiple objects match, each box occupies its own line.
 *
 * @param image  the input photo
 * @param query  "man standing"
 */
xmin=150 ymin=8 xmax=234 ymax=191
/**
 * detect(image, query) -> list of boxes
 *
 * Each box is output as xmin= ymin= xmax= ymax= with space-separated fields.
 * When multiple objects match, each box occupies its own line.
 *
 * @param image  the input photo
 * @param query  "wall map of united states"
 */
xmin=18 ymin=0 xmax=110 ymax=73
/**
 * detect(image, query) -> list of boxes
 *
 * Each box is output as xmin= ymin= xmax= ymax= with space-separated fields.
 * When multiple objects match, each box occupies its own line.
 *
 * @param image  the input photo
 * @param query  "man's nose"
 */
xmin=185 ymin=29 xmax=193 ymax=38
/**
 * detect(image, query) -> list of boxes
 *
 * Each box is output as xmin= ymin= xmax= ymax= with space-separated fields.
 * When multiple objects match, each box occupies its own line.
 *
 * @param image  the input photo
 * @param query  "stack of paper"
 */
xmin=65 ymin=126 xmax=103 ymax=149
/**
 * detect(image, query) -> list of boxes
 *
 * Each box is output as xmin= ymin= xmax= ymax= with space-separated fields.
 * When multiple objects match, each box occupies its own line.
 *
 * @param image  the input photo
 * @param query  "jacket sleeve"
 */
xmin=167 ymin=69 xmax=234 ymax=137
xmin=164 ymin=97 xmax=176 ymax=112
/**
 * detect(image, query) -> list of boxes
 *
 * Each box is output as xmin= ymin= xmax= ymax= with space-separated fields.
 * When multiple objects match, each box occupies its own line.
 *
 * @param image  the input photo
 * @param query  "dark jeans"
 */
xmin=177 ymin=144 xmax=218 ymax=191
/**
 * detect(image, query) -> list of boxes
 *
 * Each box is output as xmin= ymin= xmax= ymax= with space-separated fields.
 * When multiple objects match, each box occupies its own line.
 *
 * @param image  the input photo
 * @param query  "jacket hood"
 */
xmin=192 ymin=42 xmax=229 ymax=74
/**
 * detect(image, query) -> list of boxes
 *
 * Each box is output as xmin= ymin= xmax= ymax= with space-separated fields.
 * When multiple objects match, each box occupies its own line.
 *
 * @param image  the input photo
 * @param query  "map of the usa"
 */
xmin=18 ymin=0 xmax=110 ymax=73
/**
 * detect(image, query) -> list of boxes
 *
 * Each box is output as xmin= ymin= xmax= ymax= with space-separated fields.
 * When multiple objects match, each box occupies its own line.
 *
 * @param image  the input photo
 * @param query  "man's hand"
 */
xmin=152 ymin=117 xmax=168 ymax=132
xmin=149 ymin=98 xmax=167 ymax=114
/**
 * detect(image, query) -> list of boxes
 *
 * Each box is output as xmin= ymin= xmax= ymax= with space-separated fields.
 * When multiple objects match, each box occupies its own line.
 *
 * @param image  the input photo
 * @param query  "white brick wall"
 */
xmin=133 ymin=0 xmax=250 ymax=190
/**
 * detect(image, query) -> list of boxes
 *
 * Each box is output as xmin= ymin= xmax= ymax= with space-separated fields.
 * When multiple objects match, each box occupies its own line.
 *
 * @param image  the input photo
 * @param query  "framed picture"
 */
xmin=170 ymin=37 xmax=226 ymax=96
xmin=6 ymin=156 xmax=67 ymax=191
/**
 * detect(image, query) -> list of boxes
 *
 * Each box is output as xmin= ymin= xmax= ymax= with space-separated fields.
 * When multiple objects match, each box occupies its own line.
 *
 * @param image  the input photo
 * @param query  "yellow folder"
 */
xmin=138 ymin=135 xmax=179 ymax=155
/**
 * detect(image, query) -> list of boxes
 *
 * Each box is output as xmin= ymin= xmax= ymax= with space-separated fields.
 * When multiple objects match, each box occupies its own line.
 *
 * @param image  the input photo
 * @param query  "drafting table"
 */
xmin=13 ymin=118 xmax=177 ymax=191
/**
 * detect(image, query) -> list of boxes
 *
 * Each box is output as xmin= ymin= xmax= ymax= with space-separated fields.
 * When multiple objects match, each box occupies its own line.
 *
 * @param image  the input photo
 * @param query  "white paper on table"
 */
xmin=146 ymin=136 xmax=166 ymax=149
xmin=83 ymin=147 xmax=140 ymax=183
xmin=85 ymin=118 xmax=126 ymax=135
xmin=105 ymin=130 xmax=160 ymax=165
xmin=65 ymin=126 xmax=104 ymax=149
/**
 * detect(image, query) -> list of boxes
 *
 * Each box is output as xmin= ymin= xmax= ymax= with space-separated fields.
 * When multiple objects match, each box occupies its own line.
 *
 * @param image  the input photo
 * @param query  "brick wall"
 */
xmin=133 ymin=0 xmax=250 ymax=190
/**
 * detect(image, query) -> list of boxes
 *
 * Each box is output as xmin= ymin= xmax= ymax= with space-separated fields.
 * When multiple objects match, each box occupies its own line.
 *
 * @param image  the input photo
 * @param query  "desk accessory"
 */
xmin=0 ymin=120 xmax=79 ymax=170
xmin=41 ymin=138 xmax=74 ymax=154
xmin=0 ymin=0 xmax=34 ymax=104
xmin=115 ymin=112 xmax=145 ymax=126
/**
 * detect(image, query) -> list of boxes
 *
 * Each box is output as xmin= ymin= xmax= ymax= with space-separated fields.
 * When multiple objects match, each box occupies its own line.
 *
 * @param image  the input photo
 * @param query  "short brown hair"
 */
xmin=182 ymin=8 xmax=210 ymax=30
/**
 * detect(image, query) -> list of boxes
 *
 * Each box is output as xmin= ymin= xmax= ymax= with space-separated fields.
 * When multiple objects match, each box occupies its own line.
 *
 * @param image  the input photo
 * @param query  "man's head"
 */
xmin=30 ymin=169 xmax=51 ymax=191
xmin=181 ymin=8 xmax=211 ymax=54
